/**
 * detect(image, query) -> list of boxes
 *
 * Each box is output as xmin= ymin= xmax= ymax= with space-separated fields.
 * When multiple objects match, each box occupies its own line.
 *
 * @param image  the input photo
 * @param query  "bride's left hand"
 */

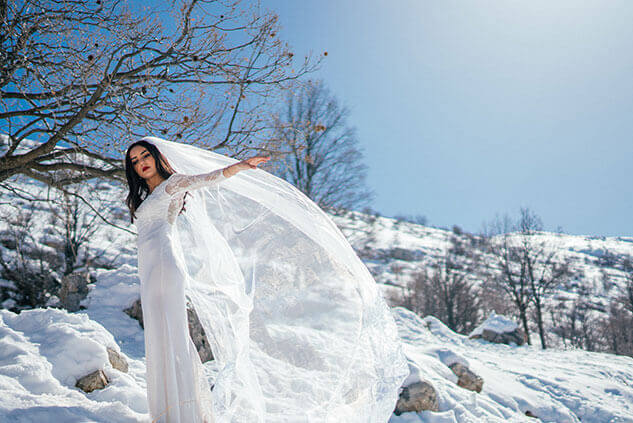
xmin=226 ymin=156 xmax=270 ymax=176
xmin=242 ymin=156 xmax=270 ymax=169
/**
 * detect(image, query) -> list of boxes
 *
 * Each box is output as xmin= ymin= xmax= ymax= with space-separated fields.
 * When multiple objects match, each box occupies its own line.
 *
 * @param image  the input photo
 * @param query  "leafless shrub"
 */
xmin=0 ymin=205 xmax=61 ymax=311
xmin=391 ymin=235 xmax=482 ymax=334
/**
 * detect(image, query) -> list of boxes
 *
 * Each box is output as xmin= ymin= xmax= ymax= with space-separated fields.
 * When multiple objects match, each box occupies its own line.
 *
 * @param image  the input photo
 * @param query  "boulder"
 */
xmin=123 ymin=298 xmax=144 ymax=328
xmin=469 ymin=312 xmax=525 ymax=346
xmin=106 ymin=346 xmax=128 ymax=373
xmin=448 ymin=362 xmax=483 ymax=393
xmin=58 ymin=272 xmax=90 ymax=312
xmin=75 ymin=369 xmax=109 ymax=393
xmin=394 ymin=380 xmax=439 ymax=415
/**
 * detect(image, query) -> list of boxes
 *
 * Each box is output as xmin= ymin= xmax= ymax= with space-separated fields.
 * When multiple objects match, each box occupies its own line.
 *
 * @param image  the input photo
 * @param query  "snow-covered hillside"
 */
xmin=331 ymin=210 xmax=633 ymax=344
xmin=1 ymin=175 xmax=633 ymax=422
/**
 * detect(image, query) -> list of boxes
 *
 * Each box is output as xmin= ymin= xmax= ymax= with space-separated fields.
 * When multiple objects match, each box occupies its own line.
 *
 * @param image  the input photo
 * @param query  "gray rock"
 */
xmin=469 ymin=328 xmax=525 ymax=346
xmin=75 ymin=369 xmax=109 ymax=393
xmin=58 ymin=272 xmax=90 ymax=312
xmin=186 ymin=302 xmax=214 ymax=363
xmin=123 ymin=298 xmax=144 ymax=328
xmin=448 ymin=362 xmax=483 ymax=393
xmin=106 ymin=346 xmax=128 ymax=373
xmin=394 ymin=380 xmax=439 ymax=415
xmin=124 ymin=297 xmax=214 ymax=363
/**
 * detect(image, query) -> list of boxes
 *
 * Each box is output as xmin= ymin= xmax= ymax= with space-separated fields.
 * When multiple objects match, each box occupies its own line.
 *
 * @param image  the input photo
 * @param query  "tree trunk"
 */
xmin=519 ymin=306 xmax=532 ymax=345
xmin=535 ymin=299 xmax=547 ymax=349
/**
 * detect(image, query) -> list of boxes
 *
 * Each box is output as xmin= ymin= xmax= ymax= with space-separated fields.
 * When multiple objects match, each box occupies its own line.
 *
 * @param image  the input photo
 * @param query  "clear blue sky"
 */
xmin=262 ymin=0 xmax=633 ymax=237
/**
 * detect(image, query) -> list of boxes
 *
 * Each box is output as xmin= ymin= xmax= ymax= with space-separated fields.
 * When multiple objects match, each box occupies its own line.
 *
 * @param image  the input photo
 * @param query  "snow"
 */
xmin=0 ymin=307 xmax=148 ymax=422
xmin=390 ymin=308 xmax=633 ymax=423
xmin=5 ymin=293 xmax=633 ymax=423
xmin=469 ymin=312 xmax=518 ymax=338
xmin=1 ymin=175 xmax=633 ymax=421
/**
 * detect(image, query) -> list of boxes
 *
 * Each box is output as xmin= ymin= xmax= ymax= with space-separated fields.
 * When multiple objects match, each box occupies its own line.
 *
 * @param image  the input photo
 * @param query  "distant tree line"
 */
xmin=388 ymin=207 xmax=633 ymax=358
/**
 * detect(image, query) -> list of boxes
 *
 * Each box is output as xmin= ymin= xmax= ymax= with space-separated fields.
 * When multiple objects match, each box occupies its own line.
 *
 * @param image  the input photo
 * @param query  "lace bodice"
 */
xmin=134 ymin=168 xmax=227 ymax=233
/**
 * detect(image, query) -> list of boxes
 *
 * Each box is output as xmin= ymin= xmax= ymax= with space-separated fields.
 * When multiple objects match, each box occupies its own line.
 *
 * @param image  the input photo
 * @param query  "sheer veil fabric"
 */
xmin=140 ymin=136 xmax=409 ymax=422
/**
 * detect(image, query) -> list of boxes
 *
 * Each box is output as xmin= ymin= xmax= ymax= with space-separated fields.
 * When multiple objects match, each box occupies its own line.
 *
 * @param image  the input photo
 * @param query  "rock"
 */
xmin=123 ymin=298 xmax=144 ymax=328
xmin=186 ymin=302 xmax=214 ymax=363
xmin=75 ymin=369 xmax=109 ymax=393
xmin=470 ymin=327 xmax=525 ymax=345
xmin=124 ymin=297 xmax=214 ymax=363
xmin=106 ymin=346 xmax=128 ymax=373
xmin=394 ymin=380 xmax=439 ymax=415
xmin=525 ymin=410 xmax=538 ymax=418
xmin=469 ymin=312 xmax=525 ymax=346
xmin=390 ymin=247 xmax=417 ymax=261
xmin=58 ymin=272 xmax=90 ymax=312
xmin=448 ymin=362 xmax=483 ymax=393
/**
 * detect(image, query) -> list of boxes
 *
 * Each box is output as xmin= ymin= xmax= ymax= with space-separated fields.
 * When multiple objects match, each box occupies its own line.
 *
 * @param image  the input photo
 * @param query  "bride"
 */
xmin=124 ymin=136 xmax=409 ymax=423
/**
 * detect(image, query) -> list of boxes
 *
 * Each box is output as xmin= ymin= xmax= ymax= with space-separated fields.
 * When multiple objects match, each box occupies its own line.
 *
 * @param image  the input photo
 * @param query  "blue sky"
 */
xmin=262 ymin=0 xmax=633 ymax=237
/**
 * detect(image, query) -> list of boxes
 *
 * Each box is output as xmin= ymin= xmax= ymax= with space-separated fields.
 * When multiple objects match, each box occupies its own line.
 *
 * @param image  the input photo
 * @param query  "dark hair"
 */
xmin=124 ymin=140 xmax=176 ymax=223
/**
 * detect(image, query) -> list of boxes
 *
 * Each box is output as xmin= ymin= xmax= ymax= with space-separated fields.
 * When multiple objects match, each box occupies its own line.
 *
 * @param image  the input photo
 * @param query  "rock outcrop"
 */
xmin=394 ymin=380 xmax=439 ymax=415
xmin=75 ymin=369 xmax=109 ymax=393
xmin=58 ymin=272 xmax=90 ymax=312
xmin=106 ymin=346 xmax=128 ymax=373
xmin=123 ymin=298 xmax=144 ymax=328
xmin=448 ymin=362 xmax=483 ymax=393
xmin=469 ymin=312 xmax=525 ymax=346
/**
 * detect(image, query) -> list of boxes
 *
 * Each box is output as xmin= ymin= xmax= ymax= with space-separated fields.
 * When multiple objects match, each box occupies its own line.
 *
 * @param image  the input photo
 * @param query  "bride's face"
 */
xmin=129 ymin=145 xmax=157 ymax=180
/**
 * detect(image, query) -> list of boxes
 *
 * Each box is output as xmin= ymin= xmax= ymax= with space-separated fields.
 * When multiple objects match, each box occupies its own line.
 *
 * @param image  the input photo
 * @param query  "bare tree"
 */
xmin=0 ymin=204 xmax=61 ymax=310
xmin=518 ymin=209 xmax=572 ymax=349
xmin=48 ymin=189 xmax=107 ymax=275
xmin=1 ymin=0 xmax=318 ymax=191
xmin=392 ymin=234 xmax=481 ymax=334
xmin=600 ymin=302 xmax=633 ymax=357
xmin=483 ymin=213 xmax=533 ymax=345
xmin=550 ymin=297 xmax=600 ymax=351
xmin=620 ymin=258 xmax=633 ymax=314
xmin=598 ymin=257 xmax=633 ymax=357
xmin=269 ymin=80 xmax=372 ymax=210
xmin=484 ymin=208 xmax=571 ymax=349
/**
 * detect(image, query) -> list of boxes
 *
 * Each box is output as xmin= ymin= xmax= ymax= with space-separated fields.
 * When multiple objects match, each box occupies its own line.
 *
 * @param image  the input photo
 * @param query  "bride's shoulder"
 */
xmin=163 ymin=172 xmax=189 ymax=194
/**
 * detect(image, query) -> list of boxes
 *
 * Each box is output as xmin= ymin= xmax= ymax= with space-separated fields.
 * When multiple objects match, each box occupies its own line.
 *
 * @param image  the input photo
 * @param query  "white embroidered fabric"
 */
xmin=132 ymin=136 xmax=409 ymax=423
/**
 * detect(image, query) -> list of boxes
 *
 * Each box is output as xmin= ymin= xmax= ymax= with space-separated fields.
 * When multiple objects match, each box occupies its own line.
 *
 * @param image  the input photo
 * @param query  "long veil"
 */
xmin=141 ymin=136 xmax=409 ymax=422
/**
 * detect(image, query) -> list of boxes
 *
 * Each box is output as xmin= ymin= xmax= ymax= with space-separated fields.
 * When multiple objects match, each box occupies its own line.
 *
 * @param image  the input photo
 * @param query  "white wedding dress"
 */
xmin=135 ymin=170 xmax=227 ymax=422
xmin=132 ymin=136 xmax=409 ymax=423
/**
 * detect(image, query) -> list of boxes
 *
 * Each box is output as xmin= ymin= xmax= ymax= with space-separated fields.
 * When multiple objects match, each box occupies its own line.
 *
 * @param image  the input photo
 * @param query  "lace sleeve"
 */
xmin=164 ymin=168 xmax=227 ymax=196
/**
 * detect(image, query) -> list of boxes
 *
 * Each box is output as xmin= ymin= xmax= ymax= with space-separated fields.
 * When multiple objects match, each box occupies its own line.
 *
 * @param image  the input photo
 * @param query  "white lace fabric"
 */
xmin=164 ymin=170 xmax=226 ymax=225
xmin=132 ymin=136 xmax=410 ymax=423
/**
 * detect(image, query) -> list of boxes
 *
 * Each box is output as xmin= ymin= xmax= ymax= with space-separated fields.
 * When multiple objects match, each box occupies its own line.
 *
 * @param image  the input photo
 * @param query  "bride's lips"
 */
xmin=142 ymin=166 xmax=150 ymax=171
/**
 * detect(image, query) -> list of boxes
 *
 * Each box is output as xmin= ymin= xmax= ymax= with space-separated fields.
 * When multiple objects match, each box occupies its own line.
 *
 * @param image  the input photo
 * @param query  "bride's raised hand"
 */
xmin=242 ymin=155 xmax=270 ymax=169
xmin=224 ymin=155 xmax=271 ymax=177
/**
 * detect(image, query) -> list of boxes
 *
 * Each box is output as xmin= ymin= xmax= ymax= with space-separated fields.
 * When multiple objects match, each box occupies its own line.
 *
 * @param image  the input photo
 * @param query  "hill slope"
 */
xmin=1 ymin=175 xmax=633 ymax=422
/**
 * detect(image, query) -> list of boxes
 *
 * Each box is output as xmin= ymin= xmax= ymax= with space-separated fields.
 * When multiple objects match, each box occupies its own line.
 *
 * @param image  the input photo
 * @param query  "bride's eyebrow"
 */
xmin=131 ymin=149 xmax=150 ymax=161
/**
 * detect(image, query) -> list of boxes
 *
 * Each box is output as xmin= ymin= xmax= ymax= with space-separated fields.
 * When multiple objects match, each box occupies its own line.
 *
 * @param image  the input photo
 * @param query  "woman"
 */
xmin=124 ymin=136 xmax=409 ymax=423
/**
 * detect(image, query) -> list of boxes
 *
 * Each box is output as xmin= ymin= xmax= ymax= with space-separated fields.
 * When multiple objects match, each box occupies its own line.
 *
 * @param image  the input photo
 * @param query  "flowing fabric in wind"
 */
xmin=141 ymin=136 xmax=409 ymax=422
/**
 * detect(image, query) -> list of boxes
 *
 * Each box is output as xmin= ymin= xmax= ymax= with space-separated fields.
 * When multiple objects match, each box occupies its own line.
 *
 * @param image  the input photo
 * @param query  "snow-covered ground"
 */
xmin=2 ymin=263 xmax=632 ymax=422
xmin=390 ymin=309 xmax=633 ymax=423
xmin=1 ymin=175 xmax=633 ymax=422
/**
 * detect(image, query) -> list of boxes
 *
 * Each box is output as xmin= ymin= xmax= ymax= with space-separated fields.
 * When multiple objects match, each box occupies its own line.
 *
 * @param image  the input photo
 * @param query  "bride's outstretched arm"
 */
xmin=164 ymin=155 xmax=270 ymax=196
